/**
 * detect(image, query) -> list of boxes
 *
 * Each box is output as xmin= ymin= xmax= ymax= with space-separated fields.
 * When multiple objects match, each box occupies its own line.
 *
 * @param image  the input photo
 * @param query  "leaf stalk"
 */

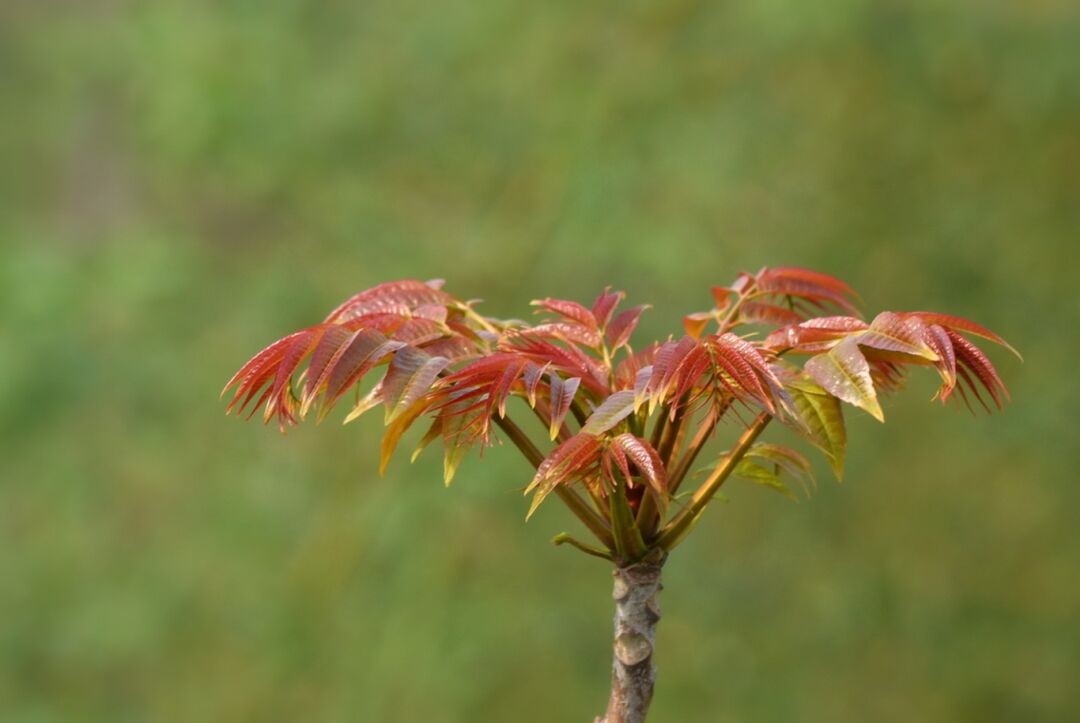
xmin=655 ymin=412 xmax=772 ymax=551
xmin=494 ymin=414 xmax=615 ymax=550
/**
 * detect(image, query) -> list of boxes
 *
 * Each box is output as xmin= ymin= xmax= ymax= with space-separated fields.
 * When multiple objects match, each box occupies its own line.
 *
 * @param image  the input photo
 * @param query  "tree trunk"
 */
xmin=595 ymin=558 xmax=664 ymax=723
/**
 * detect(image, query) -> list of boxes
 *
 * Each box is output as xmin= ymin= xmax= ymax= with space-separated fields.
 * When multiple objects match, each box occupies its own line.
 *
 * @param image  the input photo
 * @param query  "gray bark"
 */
xmin=595 ymin=558 xmax=664 ymax=723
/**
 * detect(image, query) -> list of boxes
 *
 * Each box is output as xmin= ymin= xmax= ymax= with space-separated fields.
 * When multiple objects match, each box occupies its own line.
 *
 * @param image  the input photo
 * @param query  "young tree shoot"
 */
xmin=223 ymin=267 xmax=1017 ymax=723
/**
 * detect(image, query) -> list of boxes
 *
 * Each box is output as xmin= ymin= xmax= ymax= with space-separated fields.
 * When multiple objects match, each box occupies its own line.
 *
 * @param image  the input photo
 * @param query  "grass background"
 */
xmin=2 ymin=1 xmax=1077 ymax=721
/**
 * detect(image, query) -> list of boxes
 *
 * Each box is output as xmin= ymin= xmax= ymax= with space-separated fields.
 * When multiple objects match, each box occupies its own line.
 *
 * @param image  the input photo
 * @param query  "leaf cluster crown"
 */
xmin=223 ymin=268 xmax=1017 ymax=563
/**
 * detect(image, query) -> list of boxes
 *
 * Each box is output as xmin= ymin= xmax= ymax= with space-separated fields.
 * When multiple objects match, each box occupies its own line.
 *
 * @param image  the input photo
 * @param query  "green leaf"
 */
xmin=804 ymin=338 xmax=884 ymax=422
xmin=743 ymin=443 xmax=814 ymax=495
xmin=747 ymin=443 xmax=813 ymax=481
xmin=734 ymin=459 xmax=798 ymax=500
xmin=785 ymin=376 xmax=847 ymax=480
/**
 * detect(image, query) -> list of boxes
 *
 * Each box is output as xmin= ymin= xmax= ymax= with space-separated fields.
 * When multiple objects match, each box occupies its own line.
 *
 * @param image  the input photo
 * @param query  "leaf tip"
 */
xmin=867 ymin=400 xmax=885 ymax=422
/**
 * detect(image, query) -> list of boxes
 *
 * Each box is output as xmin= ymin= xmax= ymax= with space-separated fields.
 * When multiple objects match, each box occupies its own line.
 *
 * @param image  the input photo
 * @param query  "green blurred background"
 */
xmin=2 ymin=1 xmax=1077 ymax=721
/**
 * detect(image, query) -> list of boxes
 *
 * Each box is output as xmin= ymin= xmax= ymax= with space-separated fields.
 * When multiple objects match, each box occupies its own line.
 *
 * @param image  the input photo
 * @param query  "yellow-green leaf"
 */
xmin=785 ymin=376 xmax=847 ymax=480
xmin=735 ymin=459 xmax=798 ymax=500
xmin=804 ymin=338 xmax=884 ymax=422
xmin=582 ymin=391 xmax=637 ymax=435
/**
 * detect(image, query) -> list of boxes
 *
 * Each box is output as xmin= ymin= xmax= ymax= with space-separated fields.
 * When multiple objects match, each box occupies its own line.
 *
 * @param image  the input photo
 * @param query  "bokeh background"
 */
xmin=2 ymin=1 xmax=1078 ymax=721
